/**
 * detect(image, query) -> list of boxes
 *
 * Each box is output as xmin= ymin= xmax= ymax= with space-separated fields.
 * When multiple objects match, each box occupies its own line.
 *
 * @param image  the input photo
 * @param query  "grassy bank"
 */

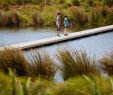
xmin=0 ymin=0 xmax=113 ymax=29
xmin=0 ymin=48 xmax=113 ymax=94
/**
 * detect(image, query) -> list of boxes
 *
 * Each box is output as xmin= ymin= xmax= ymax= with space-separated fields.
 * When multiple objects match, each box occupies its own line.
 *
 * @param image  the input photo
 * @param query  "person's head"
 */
xmin=65 ymin=15 xmax=68 ymax=18
xmin=57 ymin=12 xmax=61 ymax=16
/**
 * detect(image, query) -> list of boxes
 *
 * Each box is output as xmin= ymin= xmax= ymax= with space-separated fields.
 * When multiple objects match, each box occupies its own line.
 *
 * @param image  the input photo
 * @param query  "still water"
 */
xmin=32 ymin=31 xmax=113 ymax=59
xmin=0 ymin=27 xmax=57 ymax=46
xmin=0 ymin=27 xmax=113 ymax=58
xmin=0 ymin=27 xmax=113 ymax=82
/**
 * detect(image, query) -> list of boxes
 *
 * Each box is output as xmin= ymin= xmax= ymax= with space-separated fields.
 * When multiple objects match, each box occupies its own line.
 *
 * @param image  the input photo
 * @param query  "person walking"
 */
xmin=64 ymin=15 xmax=69 ymax=36
xmin=56 ymin=12 xmax=61 ymax=36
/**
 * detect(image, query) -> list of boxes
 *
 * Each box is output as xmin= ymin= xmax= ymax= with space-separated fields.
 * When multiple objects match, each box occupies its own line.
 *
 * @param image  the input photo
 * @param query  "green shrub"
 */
xmin=41 ymin=6 xmax=58 ymax=26
xmin=18 ymin=13 xmax=33 ymax=26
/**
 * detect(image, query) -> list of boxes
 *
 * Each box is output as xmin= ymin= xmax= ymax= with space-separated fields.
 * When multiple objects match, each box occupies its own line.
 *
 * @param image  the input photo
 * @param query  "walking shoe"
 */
xmin=57 ymin=34 xmax=60 ymax=37
xmin=64 ymin=34 xmax=68 ymax=36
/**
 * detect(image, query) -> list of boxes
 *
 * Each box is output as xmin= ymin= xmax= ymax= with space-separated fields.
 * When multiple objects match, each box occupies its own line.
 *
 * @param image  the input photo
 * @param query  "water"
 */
xmin=0 ymin=27 xmax=113 ymax=82
xmin=32 ymin=31 xmax=113 ymax=59
xmin=0 ymin=27 xmax=113 ymax=59
xmin=0 ymin=27 xmax=57 ymax=46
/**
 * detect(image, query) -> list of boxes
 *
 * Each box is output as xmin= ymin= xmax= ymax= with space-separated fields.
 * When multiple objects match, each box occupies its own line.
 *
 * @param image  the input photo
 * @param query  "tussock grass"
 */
xmin=32 ymin=11 xmax=43 ymax=26
xmin=70 ymin=6 xmax=87 ymax=26
xmin=88 ymin=7 xmax=103 ymax=26
xmin=57 ymin=50 xmax=101 ymax=80
xmin=0 ymin=48 xmax=30 ymax=76
xmin=29 ymin=51 xmax=56 ymax=80
xmin=0 ymin=10 xmax=20 ymax=26
xmin=100 ymin=52 xmax=113 ymax=75
xmin=0 ymin=48 xmax=56 ymax=79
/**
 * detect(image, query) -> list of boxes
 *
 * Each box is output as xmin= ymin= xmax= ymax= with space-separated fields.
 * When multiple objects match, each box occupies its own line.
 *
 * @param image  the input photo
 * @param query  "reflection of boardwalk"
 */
xmin=1 ymin=25 xmax=113 ymax=50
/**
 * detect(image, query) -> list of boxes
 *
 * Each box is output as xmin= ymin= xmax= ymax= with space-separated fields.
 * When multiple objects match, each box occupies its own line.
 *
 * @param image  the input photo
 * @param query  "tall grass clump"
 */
xmin=41 ymin=6 xmax=58 ymax=26
xmin=0 ymin=48 xmax=30 ymax=76
xmin=57 ymin=50 xmax=101 ymax=80
xmin=88 ymin=7 xmax=103 ymax=27
xmin=70 ymin=6 xmax=87 ymax=27
xmin=29 ymin=51 xmax=56 ymax=80
xmin=32 ymin=11 xmax=43 ymax=26
xmin=103 ymin=0 xmax=113 ymax=7
xmin=100 ymin=52 xmax=113 ymax=75
xmin=106 ymin=8 xmax=113 ymax=25
xmin=0 ymin=10 xmax=20 ymax=26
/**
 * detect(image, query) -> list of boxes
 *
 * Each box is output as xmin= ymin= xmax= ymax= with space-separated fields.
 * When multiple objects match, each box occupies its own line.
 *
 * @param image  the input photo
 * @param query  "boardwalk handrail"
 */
xmin=1 ymin=25 xmax=113 ymax=50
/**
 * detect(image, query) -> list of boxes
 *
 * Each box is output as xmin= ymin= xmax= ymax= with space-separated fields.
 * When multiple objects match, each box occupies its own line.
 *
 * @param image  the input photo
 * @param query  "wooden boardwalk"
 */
xmin=1 ymin=25 xmax=113 ymax=50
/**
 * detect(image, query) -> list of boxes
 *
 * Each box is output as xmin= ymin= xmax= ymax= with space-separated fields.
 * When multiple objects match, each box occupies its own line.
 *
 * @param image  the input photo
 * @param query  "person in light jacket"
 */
xmin=64 ymin=15 xmax=69 ymax=36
